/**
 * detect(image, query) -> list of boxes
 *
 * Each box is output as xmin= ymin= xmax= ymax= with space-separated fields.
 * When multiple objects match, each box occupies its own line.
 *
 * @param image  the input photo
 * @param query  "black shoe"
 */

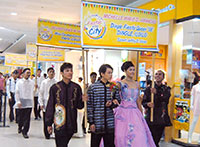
xmin=18 ymin=129 xmax=22 ymax=134
xmin=34 ymin=117 xmax=38 ymax=120
xmin=22 ymin=133 xmax=29 ymax=139
xmin=45 ymin=136 xmax=50 ymax=139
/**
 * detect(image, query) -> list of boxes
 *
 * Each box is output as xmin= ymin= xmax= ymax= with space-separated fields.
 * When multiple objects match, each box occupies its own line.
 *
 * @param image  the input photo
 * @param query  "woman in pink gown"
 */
xmin=114 ymin=61 xmax=155 ymax=147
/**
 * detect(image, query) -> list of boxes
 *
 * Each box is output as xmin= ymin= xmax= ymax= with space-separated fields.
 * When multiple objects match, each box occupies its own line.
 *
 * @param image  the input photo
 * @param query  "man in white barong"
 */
xmin=15 ymin=68 xmax=34 ymax=139
xmin=39 ymin=67 xmax=57 ymax=139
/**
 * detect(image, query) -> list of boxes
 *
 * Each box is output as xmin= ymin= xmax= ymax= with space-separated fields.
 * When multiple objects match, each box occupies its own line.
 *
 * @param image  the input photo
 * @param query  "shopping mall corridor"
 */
xmin=0 ymin=117 xmax=182 ymax=147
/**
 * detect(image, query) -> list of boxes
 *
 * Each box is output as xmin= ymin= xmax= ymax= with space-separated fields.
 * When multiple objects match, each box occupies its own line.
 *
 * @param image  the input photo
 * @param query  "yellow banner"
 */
xmin=26 ymin=43 xmax=65 ymax=62
xmin=37 ymin=19 xmax=81 ymax=49
xmin=81 ymin=2 xmax=159 ymax=51
xmin=173 ymin=98 xmax=190 ymax=131
xmin=5 ymin=54 xmax=33 ymax=67
xmin=26 ymin=43 xmax=37 ymax=61
xmin=0 ymin=65 xmax=11 ymax=74
xmin=38 ymin=46 xmax=65 ymax=62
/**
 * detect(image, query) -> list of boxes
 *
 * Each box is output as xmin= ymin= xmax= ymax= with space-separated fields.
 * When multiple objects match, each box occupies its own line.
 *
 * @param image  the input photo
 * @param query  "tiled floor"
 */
xmin=0 ymin=117 xmax=182 ymax=147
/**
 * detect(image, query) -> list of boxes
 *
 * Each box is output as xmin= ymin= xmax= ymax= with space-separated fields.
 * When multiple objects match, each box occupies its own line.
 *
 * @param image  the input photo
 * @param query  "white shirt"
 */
xmin=14 ymin=78 xmax=34 ymax=109
xmin=33 ymin=76 xmax=44 ymax=97
xmin=38 ymin=78 xmax=57 ymax=111
xmin=191 ymin=82 xmax=200 ymax=116
xmin=6 ymin=77 xmax=19 ymax=99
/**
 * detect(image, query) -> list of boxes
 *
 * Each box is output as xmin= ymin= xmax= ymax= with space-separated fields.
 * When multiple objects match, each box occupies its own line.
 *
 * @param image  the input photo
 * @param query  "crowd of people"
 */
xmin=0 ymin=61 xmax=172 ymax=147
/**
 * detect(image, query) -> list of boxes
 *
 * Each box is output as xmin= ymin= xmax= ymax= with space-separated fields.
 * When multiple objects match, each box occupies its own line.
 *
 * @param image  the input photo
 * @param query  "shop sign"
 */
xmin=139 ymin=0 xmax=175 ymax=23
xmin=5 ymin=54 xmax=33 ymax=67
xmin=38 ymin=46 xmax=65 ymax=62
xmin=81 ymin=1 xmax=159 ymax=52
xmin=173 ymin=98 xmax=190 ymax=131
xmin=152 ymin=4 xmax=175 ymax=14
xmin=140 ymin=46 xmax=166 ymax=59
xmin=37 ymin=19 xmax=81 ymax=49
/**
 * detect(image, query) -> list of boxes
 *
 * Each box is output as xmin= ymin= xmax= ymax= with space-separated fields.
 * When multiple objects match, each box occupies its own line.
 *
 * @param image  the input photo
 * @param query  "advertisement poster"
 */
xmin=0 ymin=56 xmax=5 ymax=65
xmin=81 ymin=1 xmax=159 ymax=51
xmin=139 ymin=62 xmax=146 ymax=77
xmin=37 ymin=19 xmax=81 ymax=49
xmin=173 ymin=98 xmax=190 ymax=131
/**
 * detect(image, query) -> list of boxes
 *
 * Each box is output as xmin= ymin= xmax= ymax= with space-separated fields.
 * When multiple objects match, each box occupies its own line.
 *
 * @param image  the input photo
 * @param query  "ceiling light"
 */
xmin=0 ymin=26 xmax=5 ymax=29
xmin=192 ymin=18 xmax=200 ymax=22
xmin=10 ymin=12 xmax=17 ymax=16
xmin=0 ymin=38 xmax=2 ymax=41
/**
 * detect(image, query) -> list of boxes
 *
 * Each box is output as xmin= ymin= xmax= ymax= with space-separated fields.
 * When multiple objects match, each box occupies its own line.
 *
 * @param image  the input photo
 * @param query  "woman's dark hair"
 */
xmin=60 ymin=62 xmax=73 ymax=72
xmin=121 ymin=61 xmax=134 ymax=72
xmin=121 ymin=75 xmax=126 ymax=80
xmin=99 ymin=64 xmax=113 ymax=77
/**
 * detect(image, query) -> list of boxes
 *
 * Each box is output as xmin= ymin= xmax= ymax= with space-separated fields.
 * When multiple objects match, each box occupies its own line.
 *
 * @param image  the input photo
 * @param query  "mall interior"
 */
xmin=0 ymin=0 xmax=200 ymax=146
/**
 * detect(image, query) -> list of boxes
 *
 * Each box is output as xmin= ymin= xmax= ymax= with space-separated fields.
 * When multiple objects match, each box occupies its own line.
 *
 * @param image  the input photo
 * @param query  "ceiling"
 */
xmin=0 ymin=0 xmax=153 ymax=54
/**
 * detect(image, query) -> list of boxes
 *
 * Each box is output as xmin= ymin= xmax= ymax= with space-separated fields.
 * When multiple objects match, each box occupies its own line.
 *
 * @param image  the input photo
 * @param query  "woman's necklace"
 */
xmin=125 ymin=78 xmax=133 ymax=82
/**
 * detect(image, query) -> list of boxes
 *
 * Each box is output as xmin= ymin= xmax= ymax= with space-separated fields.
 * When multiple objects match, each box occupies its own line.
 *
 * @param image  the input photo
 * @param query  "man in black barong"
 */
xmin=45 ymin=62 xmax=87 ymax=147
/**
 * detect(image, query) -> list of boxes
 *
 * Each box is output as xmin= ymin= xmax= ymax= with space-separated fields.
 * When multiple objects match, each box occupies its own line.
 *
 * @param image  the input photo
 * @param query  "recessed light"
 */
xmin=10 ymin=12 xmax=17 ymax=16
xmin=0 ymin=38 xmax=2 ymax=41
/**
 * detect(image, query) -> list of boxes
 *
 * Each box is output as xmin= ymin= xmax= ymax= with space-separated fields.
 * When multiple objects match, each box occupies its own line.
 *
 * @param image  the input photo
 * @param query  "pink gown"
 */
xmin=114 ymin=82 xmax=156 ymax=147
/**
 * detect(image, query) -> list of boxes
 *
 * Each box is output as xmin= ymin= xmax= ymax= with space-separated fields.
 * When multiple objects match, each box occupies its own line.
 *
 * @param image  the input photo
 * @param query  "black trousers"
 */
xmin=43 ymin=112 xmax=50 ymax=138
xmin=18 ymin=108 xmax=32 ymax=135
xmin=55 ymin=133 xmax=73 ymax=147
xmin=15 ymin=109 xmax=19 ymax=123
xmin=91 ymin=132 xmax=115 ymax=147
xmin=34 ymin=97 xmax=41 ymax=119
xmin=8 ymin=92 xmax=15 ymax=122
xmin=148 ymin=125 xmax=165 ymax=147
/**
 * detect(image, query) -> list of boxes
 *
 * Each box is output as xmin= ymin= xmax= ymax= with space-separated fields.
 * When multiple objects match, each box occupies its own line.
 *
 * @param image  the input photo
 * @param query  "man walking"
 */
xmin=87 ymin=64 xmax=120 ymax=147
xmin=142 ymin=70 xmax=172 ymax=147
xmin=45 ymin=62 xmax=87 ymax=147
xmin=39 ymin=67 xmax=57 ymax=139
xmin=6 ymin=70 xmax=19 ymax=122
xmin=34 ymin=69 xmax=44 ymax=120
xmin=15 ymin=68 xmax=34 ymax=139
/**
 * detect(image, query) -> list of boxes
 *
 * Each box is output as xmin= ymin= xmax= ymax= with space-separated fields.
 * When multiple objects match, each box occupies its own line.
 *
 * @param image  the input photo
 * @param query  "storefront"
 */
xmin=129 ymin=0 xmax=200 ymax=146
xmin=65 ymin=49 xmax=126 ymax=84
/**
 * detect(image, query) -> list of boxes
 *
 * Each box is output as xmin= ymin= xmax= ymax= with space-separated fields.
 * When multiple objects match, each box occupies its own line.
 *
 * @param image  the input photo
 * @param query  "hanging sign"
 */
xmin=37 ymin=19 xmax=81 ymax=49
xmin=26 ymin=43 xmax=37 ymax=61
xmin=26 ymin=43 xmax=65 ymax=62
xmin=5 ymin=54 xmax=32 ymax=67
xmin=81 ymin=1 xmax=159 ymax=51
xmin=38 ymin=46 xmax=65 ymax=62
